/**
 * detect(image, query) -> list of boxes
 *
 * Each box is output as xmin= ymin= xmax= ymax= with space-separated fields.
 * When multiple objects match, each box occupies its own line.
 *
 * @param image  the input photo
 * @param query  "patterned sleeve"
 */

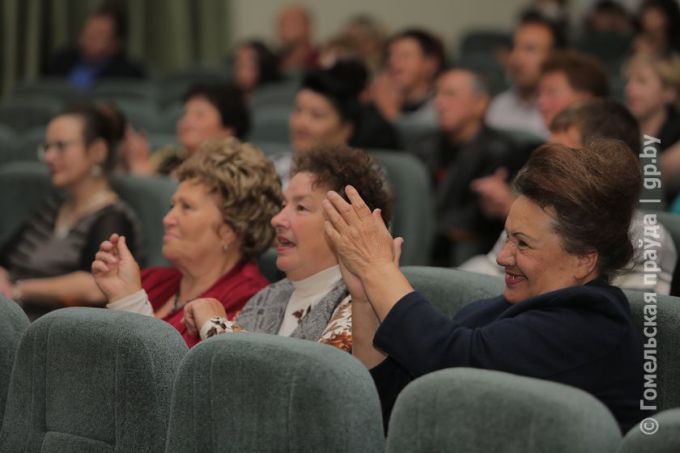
xmin=199 ymin=317 xmax=245 ymax=340
xmin=318 ymin=295 xmax=352 ymax=352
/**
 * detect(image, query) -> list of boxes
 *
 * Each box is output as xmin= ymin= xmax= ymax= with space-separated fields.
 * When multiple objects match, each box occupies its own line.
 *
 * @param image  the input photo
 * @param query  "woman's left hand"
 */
xmin=323 ymin=185 xmax=395 ymax=277
xmin=183 ymin=298 xmax=227 ymax=337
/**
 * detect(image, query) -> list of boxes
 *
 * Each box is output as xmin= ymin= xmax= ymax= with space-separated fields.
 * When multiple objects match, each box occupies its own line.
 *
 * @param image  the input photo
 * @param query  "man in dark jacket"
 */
xmin=47 ymin=7 xmax=146 ymax=89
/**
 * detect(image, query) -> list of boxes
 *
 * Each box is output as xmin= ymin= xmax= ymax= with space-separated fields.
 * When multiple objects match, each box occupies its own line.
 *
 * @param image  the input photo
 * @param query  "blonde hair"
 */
xmin=624 ymin=52 xmax=680 ymax=96
xmin=176 ymin=138 xmax=283 ymax=259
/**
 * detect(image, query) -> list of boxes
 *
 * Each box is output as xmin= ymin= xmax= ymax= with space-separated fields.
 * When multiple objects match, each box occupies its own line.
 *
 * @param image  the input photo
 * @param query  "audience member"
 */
xmin=473 ymin=49 xmax=610 ymax=221
xmin=338 ymin=15 xmax=389 ymax=73
xmin=486 ymin=13 xmax=561 ymax=138
xmin=0 ymin=104 xmax=141 ymax=318
xmin=625 ymin=52 xmax=680 ymax=151
xmin=410 ymin=68 xmax=517 ymax=266
xmin=47 ymin=7 xmax=145 ymax=89
xmin=122 ymin=82 xmax=250 ymax=176
xmin=370 ymin=28 xmax=445 ymax=127
xmin=232 ymin=40 xmax=283 ymax=98
xmin=92 ymin=139 xmax=282 ymax=347
xmin=585 ymin=0 xmax=634 ymax=34
xmin=633 ymin=0 xmax=680 ymax=55
xmin=325 ymin=138 xmax=644 ymax=433
xmin=274 ymin=60 xmax=399 ymax=185
xmin=276 ymin=5 xmax=319 ymax=72
xmin=462 ymin=99 xmax=677 ymax=295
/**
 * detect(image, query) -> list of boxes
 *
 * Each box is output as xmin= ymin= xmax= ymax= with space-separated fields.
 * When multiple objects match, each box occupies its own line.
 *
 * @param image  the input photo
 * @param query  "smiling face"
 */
xmin=388 ymin=37 xmax=436 ymax=92
xmin=289 ymin=89 xmax=351 ymax=154
xmin=177 ymin=96 xmax=232 ymax=152
xmin=496 ymin=195 xmax=597 ymax=303
xmin=625 ymin=64 xmax=673 ymax=122
xmin=162 ymin=179 xmax=236 ymax=267
xmin=271 ymin=172 xmax=338 ymax=281
xmin=42 ymin=115 xmax=104 ymax=190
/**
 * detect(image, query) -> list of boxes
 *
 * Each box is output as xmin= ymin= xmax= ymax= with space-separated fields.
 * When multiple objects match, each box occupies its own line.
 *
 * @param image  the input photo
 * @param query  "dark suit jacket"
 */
xmin=47 ymin=48 xmax=146 ymax=80
xmin=370 ymin=279 xmax=645 ymax=433
xmin=411 ymin=126 xmax=519 ymax=251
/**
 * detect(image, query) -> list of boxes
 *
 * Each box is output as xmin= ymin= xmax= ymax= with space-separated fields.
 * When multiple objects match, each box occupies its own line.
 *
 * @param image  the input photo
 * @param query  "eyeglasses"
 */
xmin=37 ymin=140 xmax=83 ymax=159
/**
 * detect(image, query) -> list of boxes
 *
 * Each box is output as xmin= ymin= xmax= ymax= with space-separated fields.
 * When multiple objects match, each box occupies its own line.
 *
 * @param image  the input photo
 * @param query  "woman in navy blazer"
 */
xmin=323 ymin=139 xmax=645 ymax=433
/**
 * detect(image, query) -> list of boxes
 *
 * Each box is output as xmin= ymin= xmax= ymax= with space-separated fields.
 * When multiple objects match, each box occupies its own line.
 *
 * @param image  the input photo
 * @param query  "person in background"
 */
xmin=275 ymin=5 xmax=319 ymax=72
xmin=585 ymin=0 xmax=633 ymax=34
xmin=273 ymin=59 xmax=398 ymax=185
xmin=122 ymin=82 xmax=250 ymax=177
xmin=47 ymin=6 xmax=145 ymax=89
xmin=473 ymin=49 xmax=610 ymax=221
xmin=633 ymin=0 xmax=680 ymax=55
xmin=462 ymin=99 xmax=677 ymax=296
xmin=370 ymin=28 xmax=445 ymax=127
xmin=324 ymin=138 xmax=644 ymax=433
xmin=338 ymin=15 xmax=389 ymax=73
xmin=0 ymin=104 xmax=141 ymax=318
xmin=92 ymin=139 xmax=282 ymax=347
xmin=486 ymin=13 xmax=562 ymax=139
xmin=232 ymin=40 xmax=283 ymax=99
xmin=410 ymin=67 xmax=517 ymax=266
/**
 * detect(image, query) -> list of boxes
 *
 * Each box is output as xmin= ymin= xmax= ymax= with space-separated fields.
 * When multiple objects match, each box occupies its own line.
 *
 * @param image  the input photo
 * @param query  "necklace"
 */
xmin=54 ymin=189 xmax=115 ymax=239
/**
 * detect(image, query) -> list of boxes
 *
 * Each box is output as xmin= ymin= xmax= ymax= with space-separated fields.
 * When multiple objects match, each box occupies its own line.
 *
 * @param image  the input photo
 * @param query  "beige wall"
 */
xmin=230 ymin=0 xmax=530 ymax=56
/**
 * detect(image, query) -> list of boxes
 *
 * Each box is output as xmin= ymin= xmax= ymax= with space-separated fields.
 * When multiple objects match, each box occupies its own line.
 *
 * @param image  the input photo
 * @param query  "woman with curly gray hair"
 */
xmin=92 ymin=138 xmax=283 ymax=347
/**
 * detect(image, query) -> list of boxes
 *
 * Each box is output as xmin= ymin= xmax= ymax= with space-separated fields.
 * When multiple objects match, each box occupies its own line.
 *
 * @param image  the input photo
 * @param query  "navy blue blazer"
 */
xmin=370 ymin=279 xmax=645 ymax=433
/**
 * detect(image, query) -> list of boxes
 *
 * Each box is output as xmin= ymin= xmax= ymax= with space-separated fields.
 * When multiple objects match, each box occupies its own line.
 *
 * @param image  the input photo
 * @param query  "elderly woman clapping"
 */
xmin=324 ymin=139 xmax=645 ymax=433
xmin=92 ymin=139 xmax=282 ymax=347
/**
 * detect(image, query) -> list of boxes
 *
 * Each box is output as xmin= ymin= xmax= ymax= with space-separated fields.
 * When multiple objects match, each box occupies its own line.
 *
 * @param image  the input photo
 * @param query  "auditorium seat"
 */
xmin=165 ymin=333 xmax=384 ymax=453
xmin=369 ymin=151 xmax=434 ymax=265
xmin=0 ymin=308 xmax=187 ymax=452
xmin=249 ymin=106 xmax=292 ymax=143
xmin=0 ymin=295 xmax=30 ymax=428
xmin=0 ymin=98 xmax=62 ymax=133
xmin=385 ymin=368 xmax=622 ymax=453
xmin=619 ymin=408 xmax=680 ymax=453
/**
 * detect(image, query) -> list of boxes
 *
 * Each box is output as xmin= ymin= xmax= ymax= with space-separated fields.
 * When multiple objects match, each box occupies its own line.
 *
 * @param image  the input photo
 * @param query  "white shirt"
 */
xmin=486 ymin=89 xmax=549 ymax=139
xmin=277 ymin=265 xmax=342 ymax=336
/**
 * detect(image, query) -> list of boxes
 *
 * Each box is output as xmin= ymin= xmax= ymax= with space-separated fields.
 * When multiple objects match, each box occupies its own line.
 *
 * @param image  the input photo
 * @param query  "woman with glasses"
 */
xmin=0 ymin=104 xmax=140 ymax=319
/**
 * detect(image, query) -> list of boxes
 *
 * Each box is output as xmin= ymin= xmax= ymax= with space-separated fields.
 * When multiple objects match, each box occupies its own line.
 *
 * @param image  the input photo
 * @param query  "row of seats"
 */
xmin=0 ymin=266 xmax=678 ymax=452
xmin=0 ymin=151 xmax=434 ymax=267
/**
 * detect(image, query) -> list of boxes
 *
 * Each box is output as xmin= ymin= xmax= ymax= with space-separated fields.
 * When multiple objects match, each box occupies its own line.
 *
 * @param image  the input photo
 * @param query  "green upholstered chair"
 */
xmin=0 ymin=295 xmax=30 ymax=427
xmin=256 ymin=247 xmax=284 ymax=283
xmin=619 ymin=408 xmax=680 ymax=453
xmin=385 ymin=368 xmax=622 ymax=453
xmin=165 ymin=333 xmax=385 ymax=453
xmin=0 ymin=97 xmax=62 ymax=133
xmin=0 ymin=161 xmax=54 ymax=246
xmin=249 ymin=106 xmax=292 ymax=143
xmin=0 ymin=308 xmax=187 ymax=452
xmin=110 ymin=174 xmax=177 ymax=267
xmin=369 ymin=151 xmax=435 ymax=266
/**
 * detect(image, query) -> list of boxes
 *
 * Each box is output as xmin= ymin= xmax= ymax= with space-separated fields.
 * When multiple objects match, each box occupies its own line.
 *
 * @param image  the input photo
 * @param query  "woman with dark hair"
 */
xmin=634 ymin=0 xmax=680 ymax=55
xmin=0 ymin=104 xmax=140 ymax=318
xmin=274 ymin=59 xmax=399 ymax=185
xmin=123 ymin=82 xmax=250 ymax=176
xmin=325 ymin=139 xmax=645 ymax=433
xmin=232 ymin=40 xmax=283 ymax=97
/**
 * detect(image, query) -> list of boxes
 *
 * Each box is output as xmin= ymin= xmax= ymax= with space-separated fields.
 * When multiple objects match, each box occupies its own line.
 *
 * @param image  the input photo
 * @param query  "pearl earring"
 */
xmin=223 ymin=243 xmax=230 ymax=252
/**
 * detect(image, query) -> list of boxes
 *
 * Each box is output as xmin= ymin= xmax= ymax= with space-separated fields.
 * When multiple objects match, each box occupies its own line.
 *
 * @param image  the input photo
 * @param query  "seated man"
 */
xmin=461 ymin=100 xmax=677 ymax=295
xmin=47 ymin=7 xmax=146 ymax=89
xmin=410 ymin=67 xmax=517 ymax=266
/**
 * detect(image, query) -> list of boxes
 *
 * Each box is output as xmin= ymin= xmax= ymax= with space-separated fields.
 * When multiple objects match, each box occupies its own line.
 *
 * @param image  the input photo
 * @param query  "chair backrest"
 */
xmin=0 ymin=97 xmax=62 ymax=133
xmin=110 ymin=174 xmax=177 ymax=267
xmin=249 ymin=106 xmax=292 ymax=143
xmin=369 ymin=151 xmax=434 ymax=266
xmin=0 ymin=295 xmax=30 ymax=426
xmin=619 ymin=408 xmax=680 ymax=452
xmin=0 ymin=308 xmax=188 ymax=453
xmin=165 ymin=333 xmax=385 ymax=453
xmin=386 ymin=368 xmax=622 ymax=453
xmin=402 ymin=266 xmax=680 ymax=413
xmin=0 ymin=161 xmax=54 ymax=245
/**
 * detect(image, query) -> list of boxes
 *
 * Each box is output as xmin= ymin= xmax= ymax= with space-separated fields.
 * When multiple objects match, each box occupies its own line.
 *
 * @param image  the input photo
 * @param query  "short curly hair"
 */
xmin=175 ymin=138 xmax=283 ymax=259
xmin=291 ymin=145 xmax=393 ymax=224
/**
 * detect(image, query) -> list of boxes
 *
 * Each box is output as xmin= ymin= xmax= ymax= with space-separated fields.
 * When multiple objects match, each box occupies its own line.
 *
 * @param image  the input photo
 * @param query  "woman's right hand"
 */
xmin=183 ymin=298 xmax=228 ymax=337
xmin=91 ymin=234 xmax=142 ymax=302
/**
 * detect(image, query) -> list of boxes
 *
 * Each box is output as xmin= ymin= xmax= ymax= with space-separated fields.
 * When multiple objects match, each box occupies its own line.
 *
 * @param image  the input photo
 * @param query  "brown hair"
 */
xmin=513 ymin=140 xmax=642 ymax=281
xmin=291 ymin=145 xmax=393 ymax=224
xmin=541 ymin=50 xmax=609 ymax=98
xmin=176 ymin=138 xmax=283 ymax=259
